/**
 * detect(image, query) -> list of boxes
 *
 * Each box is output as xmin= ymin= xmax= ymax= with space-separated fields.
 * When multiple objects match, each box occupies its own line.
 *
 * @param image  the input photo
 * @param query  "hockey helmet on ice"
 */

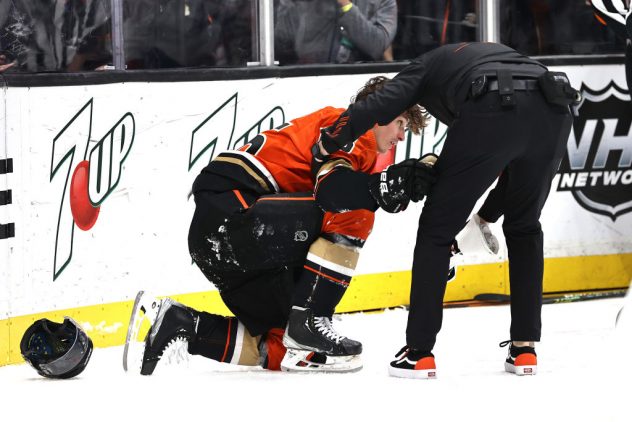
xmin=20 ymin=317 xmax=93 ymax=379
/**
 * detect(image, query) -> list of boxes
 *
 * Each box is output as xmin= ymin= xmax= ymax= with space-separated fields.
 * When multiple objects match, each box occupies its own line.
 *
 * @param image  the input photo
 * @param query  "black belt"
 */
xmin=487 ymin=79 xmax=539 ymax=92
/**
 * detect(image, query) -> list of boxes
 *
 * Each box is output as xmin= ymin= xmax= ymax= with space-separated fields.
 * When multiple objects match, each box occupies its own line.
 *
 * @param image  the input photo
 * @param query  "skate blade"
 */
xmin=123 ymin=291 xmax=161 ymax=372
xmin=280 ymin=349 xmax=362 ymax=373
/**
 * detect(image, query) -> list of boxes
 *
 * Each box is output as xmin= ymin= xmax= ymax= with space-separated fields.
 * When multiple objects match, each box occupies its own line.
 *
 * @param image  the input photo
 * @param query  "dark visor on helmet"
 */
xmin=36 ymin=318 xmax=92 ymax=377
xmin=21 ymin=317 xmax=93 ymax=379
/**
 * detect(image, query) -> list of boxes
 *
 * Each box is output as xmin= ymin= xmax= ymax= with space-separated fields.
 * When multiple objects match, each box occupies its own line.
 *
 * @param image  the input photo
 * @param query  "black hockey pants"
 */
xmin=189 ymin=189 xmax=323 ymax=336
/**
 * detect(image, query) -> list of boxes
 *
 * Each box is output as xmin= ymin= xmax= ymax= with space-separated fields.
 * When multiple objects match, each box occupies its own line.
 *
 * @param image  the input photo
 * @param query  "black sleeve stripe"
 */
xmin=0 ymin=159 xmax=13 ymax=174
xmin=0 ymin=190 xmax=11 ymax=206
xmin=242 ymin=134 xmax=267 ymax=156
xmin=0 ymin=223 xmax=15 ymax=240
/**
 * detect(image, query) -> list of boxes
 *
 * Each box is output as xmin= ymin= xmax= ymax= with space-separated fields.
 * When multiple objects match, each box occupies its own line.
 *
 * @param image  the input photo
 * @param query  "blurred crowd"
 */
xmin=0 ymin=0 xmax=624 ymax=73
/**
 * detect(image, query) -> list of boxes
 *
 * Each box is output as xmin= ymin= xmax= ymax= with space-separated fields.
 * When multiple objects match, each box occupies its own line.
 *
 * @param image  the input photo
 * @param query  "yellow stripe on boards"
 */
xmin=543 ymin=253 xmax=632 ymax=292
xmin=1 ymin=253 xmax=631 ymax=366
xmin=0 ymin=319 xmax=8 ymax=366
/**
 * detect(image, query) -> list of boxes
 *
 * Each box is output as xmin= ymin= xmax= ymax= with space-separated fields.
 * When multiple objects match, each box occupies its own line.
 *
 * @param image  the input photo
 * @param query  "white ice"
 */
xmin=0 ymin=298 xmax=628 ymax=422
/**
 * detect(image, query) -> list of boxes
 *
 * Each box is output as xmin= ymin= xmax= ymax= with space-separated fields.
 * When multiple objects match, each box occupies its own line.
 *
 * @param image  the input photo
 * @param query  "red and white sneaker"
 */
xmin=500 ymin=340 xmax=537 ymax=375
xmin=388 ymin=346 xmax=437 ymax=379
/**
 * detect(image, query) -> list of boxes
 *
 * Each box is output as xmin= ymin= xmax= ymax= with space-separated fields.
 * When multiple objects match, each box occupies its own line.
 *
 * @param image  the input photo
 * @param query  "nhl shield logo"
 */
xmin=556 ymin=81 xmax=632 ymax=221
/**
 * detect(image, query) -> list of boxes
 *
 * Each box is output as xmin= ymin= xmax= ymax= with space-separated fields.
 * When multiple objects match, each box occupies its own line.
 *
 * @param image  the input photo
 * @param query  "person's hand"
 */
xmin=410 ymin=153 xmax=438 ymax=202
xmin=0 ymin=55 xmax=16 ymax=73
xmin=463 ymin=12 xmax=476 ymax=27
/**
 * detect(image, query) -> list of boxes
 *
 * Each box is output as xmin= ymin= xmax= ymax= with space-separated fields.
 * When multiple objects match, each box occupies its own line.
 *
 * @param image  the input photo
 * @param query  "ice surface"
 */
xmin=0 ymin=298 xmax=628 ymax=422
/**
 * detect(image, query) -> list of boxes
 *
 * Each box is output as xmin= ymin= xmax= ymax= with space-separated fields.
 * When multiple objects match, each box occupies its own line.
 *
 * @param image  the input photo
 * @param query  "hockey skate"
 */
xmin=281 ymin=306 xmax=362 ymax=373
xmin=500 ymin=340 xmax=537 ymax=375
xmin=123 ymin=291 xmax=197 ymax=375
xmin=388 ymin=346 xmax=437 ymax=379
xmin=123 ymin=291 xmax=161 ymax=372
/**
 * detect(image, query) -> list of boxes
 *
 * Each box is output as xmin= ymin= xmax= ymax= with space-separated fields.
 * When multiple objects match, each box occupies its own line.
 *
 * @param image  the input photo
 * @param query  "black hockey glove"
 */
xmin=368 ymin=156 xmax=437 ymax=213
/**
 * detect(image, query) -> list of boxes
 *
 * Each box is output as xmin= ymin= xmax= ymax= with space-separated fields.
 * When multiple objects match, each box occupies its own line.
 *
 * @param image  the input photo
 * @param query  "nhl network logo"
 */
xmin=556 ymin=81 xmax=632 ymax=221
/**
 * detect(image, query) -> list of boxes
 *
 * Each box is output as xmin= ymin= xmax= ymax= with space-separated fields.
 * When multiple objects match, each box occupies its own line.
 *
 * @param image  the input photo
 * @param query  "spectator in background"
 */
xmin=1 ymin=0 xmax=253 ymax=72
xmin=0 ymin=54 xmax=16 ymax=72
xmin=275 ymin=0 xmax=397 ymax=64
xmin=393 ymin=0 xmax=476 ymax=60
xmin=549 ymin=1 xmax=621 ymax=55
xmin=500 ymin=0 xmax=624 ymax=56
xmin=0 ymin=0 xmax=22 ymax=72
xmin=122 ymin=0 xmax=253 ymax=69
xmin=123 ymin=0 xmax=219 ymax=69
xmin=501 ymin=0 xmax=556 ymax=55
xmin=209 ymin=0 xmax=253 ymax=66
xmin=0 ymin=0 xmax=110 ymax=72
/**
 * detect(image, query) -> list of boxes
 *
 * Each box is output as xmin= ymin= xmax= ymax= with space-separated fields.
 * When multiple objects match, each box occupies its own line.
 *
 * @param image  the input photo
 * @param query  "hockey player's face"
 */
xmin=374 ymin=115 xmax=408 ymax=154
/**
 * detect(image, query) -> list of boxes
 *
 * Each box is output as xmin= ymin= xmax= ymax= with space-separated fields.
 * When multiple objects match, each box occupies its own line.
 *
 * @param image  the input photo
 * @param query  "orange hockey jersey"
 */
xmin=238 ymin=106 xmax=378 ymax=193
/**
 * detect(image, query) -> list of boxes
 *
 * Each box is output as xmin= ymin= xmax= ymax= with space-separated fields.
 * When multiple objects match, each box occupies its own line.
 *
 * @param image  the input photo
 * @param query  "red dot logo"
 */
xmin=69 ymin=160 xmax=100 ymax=231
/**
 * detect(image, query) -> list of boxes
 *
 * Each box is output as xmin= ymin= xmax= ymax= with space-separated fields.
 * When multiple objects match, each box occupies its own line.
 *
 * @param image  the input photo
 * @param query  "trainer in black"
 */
xmin=388 ymin=346 xmax=437 ymax=379
xmin=141 ymin=298 xmax=198 ymax=375
xmin=500 ymin=340 xmax=537 ymax=375
xmin=282 ymin=306 xmax=362 ymax=356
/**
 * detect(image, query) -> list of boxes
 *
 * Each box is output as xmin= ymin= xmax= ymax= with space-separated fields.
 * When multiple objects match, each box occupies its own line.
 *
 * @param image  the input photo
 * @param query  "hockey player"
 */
xmin=125 ymin=76 xmax=436 ymax=374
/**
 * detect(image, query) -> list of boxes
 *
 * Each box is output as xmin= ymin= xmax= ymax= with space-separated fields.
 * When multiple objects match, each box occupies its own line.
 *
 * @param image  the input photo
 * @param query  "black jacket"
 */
xmin=340 ymin=42 xmax=547 ymax=141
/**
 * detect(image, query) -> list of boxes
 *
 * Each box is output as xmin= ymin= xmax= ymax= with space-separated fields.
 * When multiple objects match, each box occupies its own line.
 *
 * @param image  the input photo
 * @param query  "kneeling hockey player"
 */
xmin=125 ymin=76 xmax=435 ymax=374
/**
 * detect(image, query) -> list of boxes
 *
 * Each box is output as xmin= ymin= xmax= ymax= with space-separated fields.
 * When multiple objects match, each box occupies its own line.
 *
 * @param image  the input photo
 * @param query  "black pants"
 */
xmin=189 ymin=189 xmax=323 ymax=336
xmin=407 ymin=89 xmax=573 ymax=350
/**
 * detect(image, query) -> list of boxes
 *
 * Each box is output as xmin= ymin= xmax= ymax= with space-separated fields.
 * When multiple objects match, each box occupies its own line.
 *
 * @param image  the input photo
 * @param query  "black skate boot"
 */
xmin=282 ymin=306 xmax=362 ymax=356
xmin=281 ymin=306 xmax=362 ymax=372
xmin=140 ymin=298 xmax=197 ymax=375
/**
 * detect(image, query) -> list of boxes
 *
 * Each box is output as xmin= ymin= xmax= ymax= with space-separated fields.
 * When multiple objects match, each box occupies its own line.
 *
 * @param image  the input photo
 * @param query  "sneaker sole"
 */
xmin=388 ymin=366 xmax=437 ymax=379
xmin=505 ymin=361 xmax=537 ymax=375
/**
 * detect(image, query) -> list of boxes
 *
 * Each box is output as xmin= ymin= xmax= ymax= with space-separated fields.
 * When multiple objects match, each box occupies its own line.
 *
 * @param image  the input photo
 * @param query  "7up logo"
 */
xmin=50 ymin=99 xmax=135 ymax=280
